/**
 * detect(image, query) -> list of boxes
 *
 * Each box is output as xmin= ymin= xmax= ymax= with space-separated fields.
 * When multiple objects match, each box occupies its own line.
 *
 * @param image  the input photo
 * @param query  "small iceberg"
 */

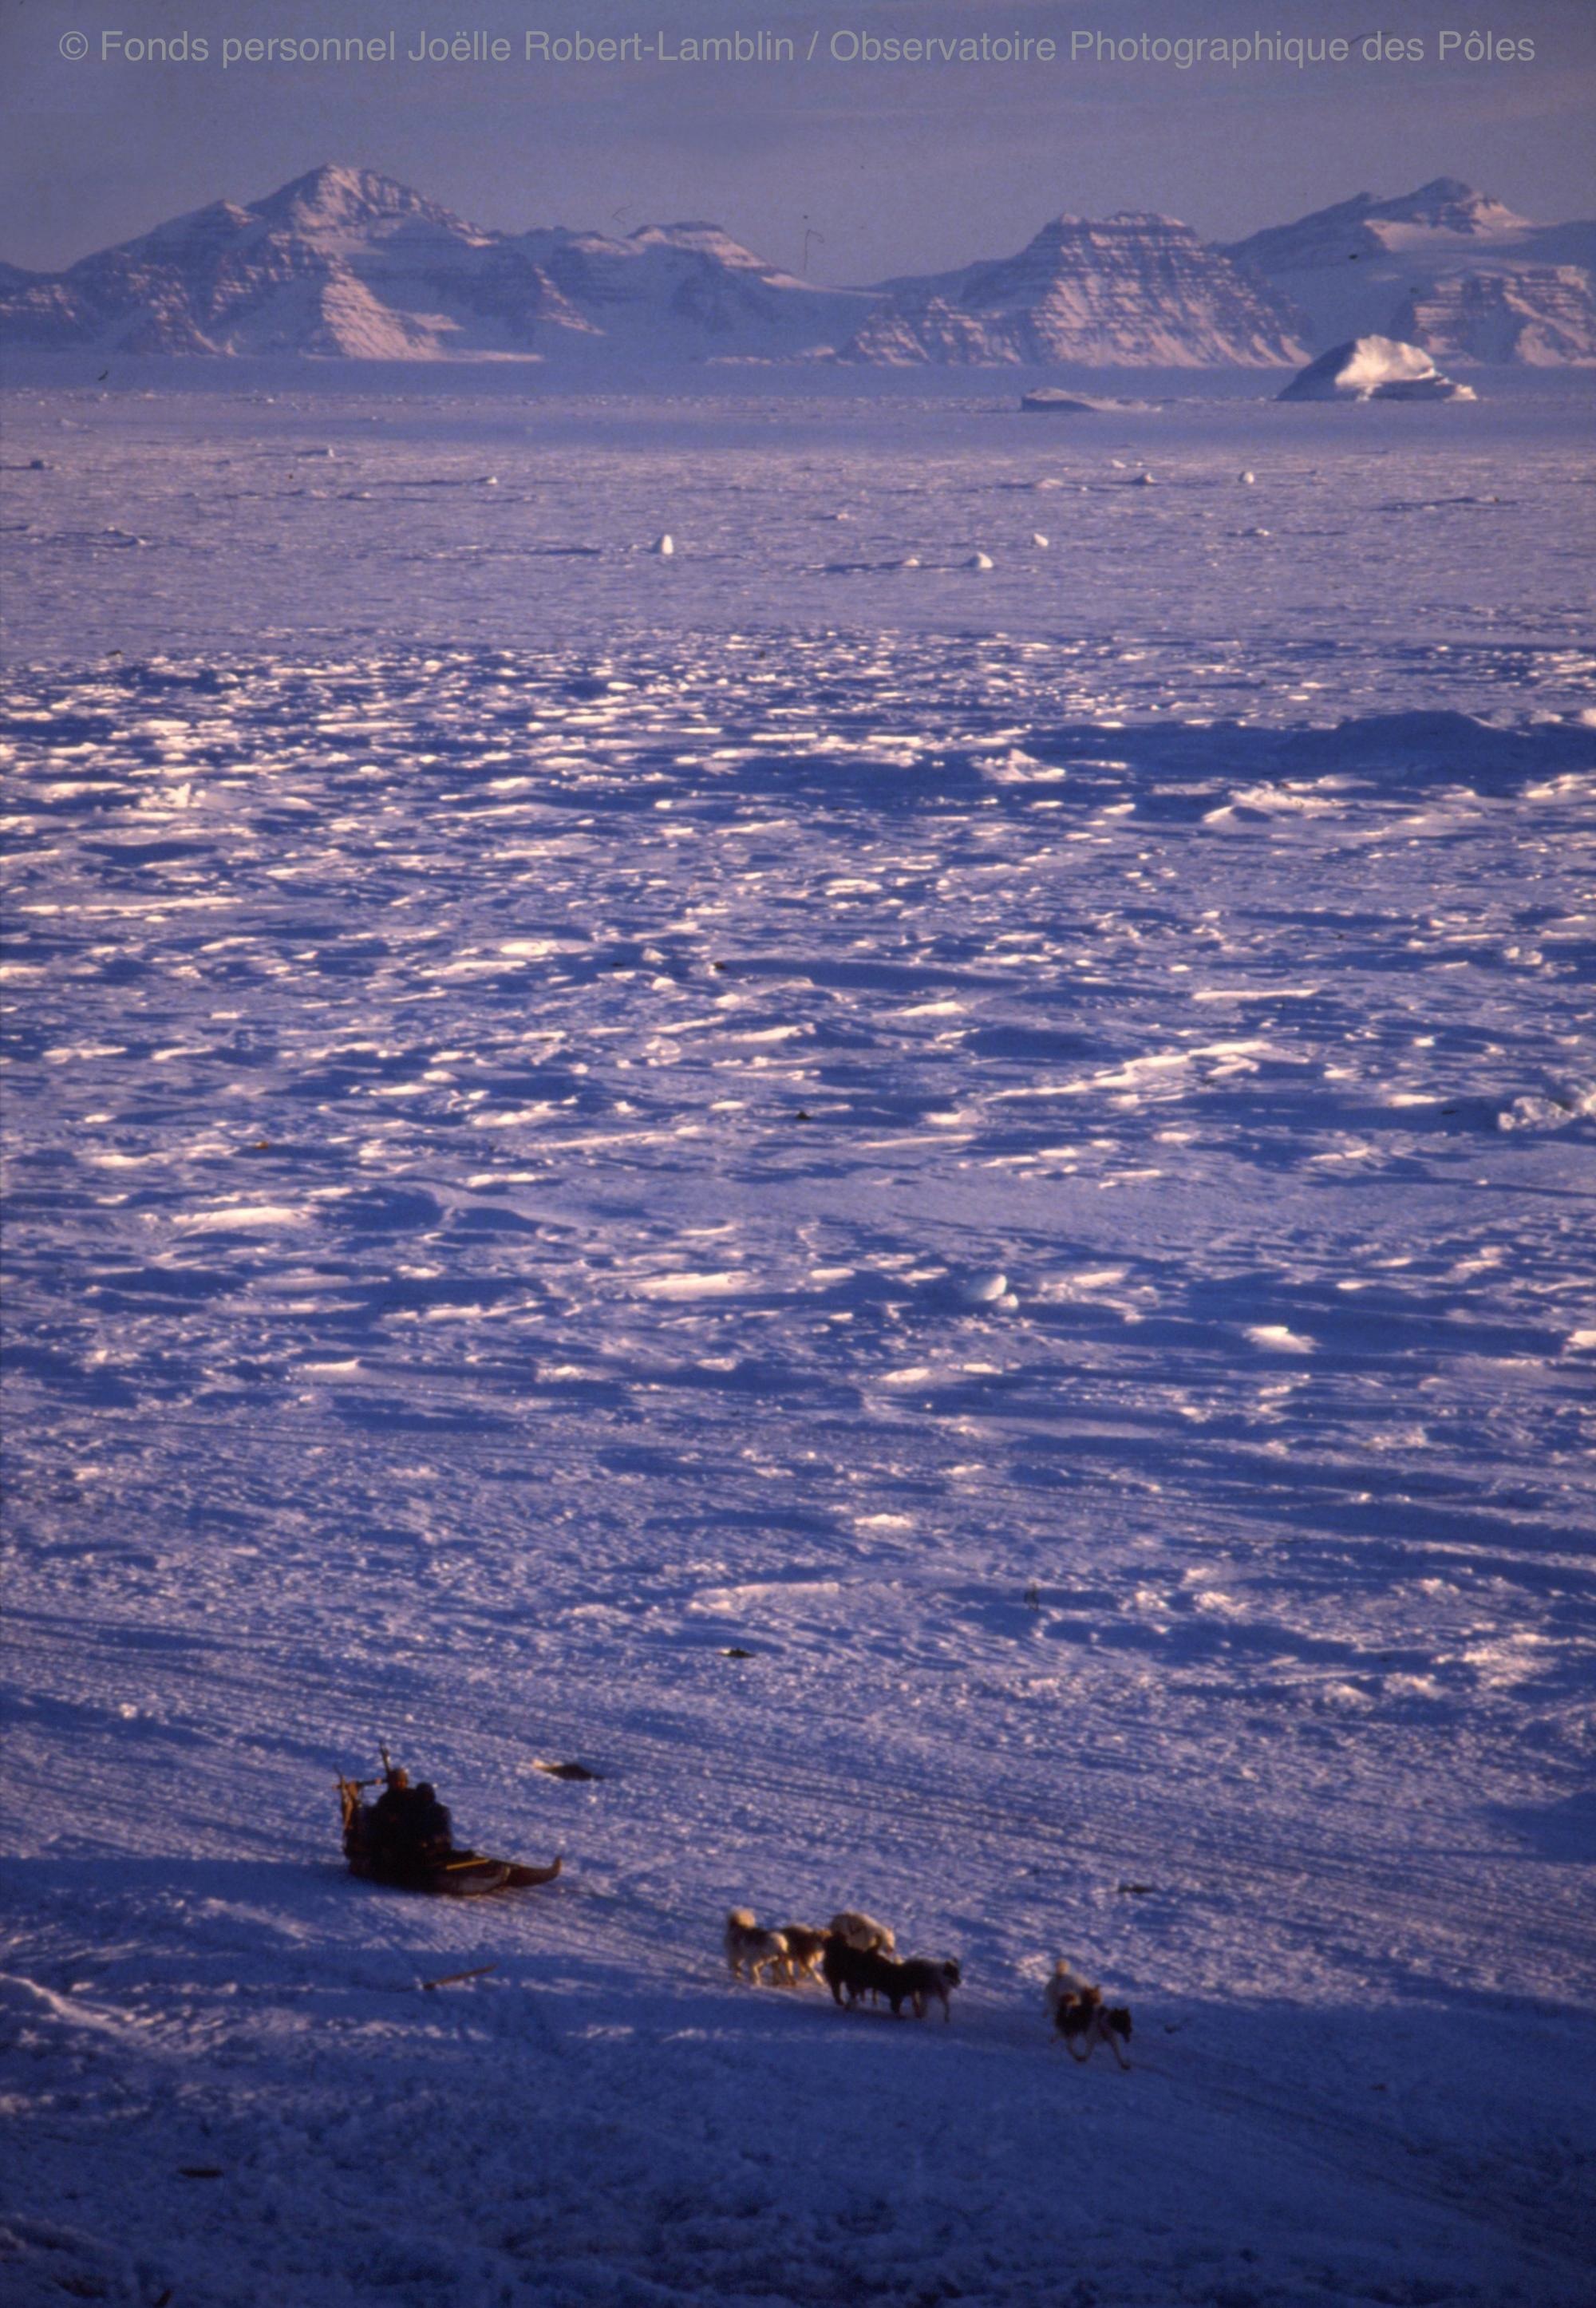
xmin=650 ymin=533 xmax=676 ymax=556
xmin=1278 ymin=337 xmax=1477 ymax=403
xmin=1020 ymin=389 xmax=1100 ymax=414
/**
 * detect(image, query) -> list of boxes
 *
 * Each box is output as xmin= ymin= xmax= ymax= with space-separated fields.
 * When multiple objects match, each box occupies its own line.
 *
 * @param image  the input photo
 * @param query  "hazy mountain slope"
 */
xmin=843 ymin=211 xmax=1306 ymax=366
xmin=511 ymin=220 xmax=871 ymax=358
xmin=1391 ymin=267 xmax=1596 ymax=365
xmin=0 ymin=164 xmax=865 ymax=362
xmin=0 ymin=165 xmax=595 ymax=358
xmin=1224 ymin=177 xmax=1596 ymax=362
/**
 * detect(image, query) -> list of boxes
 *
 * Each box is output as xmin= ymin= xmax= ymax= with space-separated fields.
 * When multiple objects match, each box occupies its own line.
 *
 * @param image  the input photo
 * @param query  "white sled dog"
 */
xmin=724 ymin=1910 xmax=790 ymax=1985
xmin=1043 ymin=1961 xmax=1095 ymax=2021
xmin=828 ymin=1910 xmax=896 ymax=1956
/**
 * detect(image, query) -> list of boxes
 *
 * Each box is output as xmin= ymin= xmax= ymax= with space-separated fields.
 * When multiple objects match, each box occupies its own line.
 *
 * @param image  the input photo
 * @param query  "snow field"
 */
xmin=2 ymin=389 xmax=1594 ymax=2306
xmin=4 ymin=383 xmax=1594 ymax=669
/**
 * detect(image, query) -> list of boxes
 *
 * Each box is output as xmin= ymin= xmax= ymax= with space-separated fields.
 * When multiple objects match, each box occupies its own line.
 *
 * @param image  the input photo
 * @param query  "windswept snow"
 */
xmin=2 ymin=382 xmax=1594 ymax=2308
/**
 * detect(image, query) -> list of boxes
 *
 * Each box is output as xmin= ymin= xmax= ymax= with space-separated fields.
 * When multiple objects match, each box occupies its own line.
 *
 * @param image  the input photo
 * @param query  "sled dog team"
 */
xmin=725 ymin=1910 xmax=1132 ymax=2065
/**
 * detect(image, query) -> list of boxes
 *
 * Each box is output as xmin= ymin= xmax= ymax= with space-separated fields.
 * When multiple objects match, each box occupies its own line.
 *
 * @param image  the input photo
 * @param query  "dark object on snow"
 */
xmin=895 ymin=1955 xmax=962 ymax=2022
xmin=822 ymin=1934 xmax=910 ymax=2015
xmin=369 ymin=1772 xmax=452 ymax=1866
xmin=1053 ymin=1984 xmax=1133 ymax=2069
xmin=535 ymin=1760 xmax=602 ymax=1781
xmin=338 ymin=1749 xmax=561 ymax=1896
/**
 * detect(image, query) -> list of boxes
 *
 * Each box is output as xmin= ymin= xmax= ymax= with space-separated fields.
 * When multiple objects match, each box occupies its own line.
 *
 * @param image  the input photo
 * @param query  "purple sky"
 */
xmin=5 ymin=0 xmax=1594 ymax=279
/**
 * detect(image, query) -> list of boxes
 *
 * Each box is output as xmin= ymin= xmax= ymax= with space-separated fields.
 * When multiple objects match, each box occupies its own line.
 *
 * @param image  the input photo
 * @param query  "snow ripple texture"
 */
xmin=2 ymin=392 xmax=1595 ymax=2308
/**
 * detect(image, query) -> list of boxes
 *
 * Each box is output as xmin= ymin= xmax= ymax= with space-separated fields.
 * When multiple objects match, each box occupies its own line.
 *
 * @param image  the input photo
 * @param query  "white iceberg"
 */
xmin=1278 ymin=335 xmax=1478 ymax=401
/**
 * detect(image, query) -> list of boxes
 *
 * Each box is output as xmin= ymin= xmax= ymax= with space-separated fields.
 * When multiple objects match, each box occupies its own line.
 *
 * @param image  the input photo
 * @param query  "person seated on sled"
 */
xmin=369 ymin=1766 xmax=453 ymax=1869
xmin=409 ymin=1783 xmax=453 ymax=1863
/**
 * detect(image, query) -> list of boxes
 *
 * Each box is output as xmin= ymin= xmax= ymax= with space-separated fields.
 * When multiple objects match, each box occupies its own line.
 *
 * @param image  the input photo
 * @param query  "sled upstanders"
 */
xmin=338 ymin=1773 xmax=561 ymax=1897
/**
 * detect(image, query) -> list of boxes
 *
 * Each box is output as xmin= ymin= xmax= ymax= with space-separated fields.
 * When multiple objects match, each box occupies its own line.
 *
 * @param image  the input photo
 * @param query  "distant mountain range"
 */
xmin=2 ymin=164 xmax=1591 ymax=368
xmin=0 ymin=168 xmax=867 ymax=362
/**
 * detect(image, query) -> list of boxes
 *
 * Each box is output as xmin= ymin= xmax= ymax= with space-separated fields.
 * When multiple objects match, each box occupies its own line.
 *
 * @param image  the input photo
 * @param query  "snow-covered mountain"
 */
xmin=506 ymin=219 xmax=871 ymax=358
xmin=0 ymin=164 xmax=867 ymax=362
xmin=839 ymin=212 xmax=1306 ymax=367
xmin=1223 ymin=178 xmax=1596 ymax=363
xmin=8 ymin=165 xmax=1591 ymax=369
xmin=0 ymin=166 xmax=591 ymax=358
xmin=1390 ymin=267 xmax=1596 ymax=366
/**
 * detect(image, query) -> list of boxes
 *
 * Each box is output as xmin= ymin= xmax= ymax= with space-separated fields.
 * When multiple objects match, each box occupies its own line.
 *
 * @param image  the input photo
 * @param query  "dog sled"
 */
xmin=338 ymin=1753 xmax=561 ymax=1897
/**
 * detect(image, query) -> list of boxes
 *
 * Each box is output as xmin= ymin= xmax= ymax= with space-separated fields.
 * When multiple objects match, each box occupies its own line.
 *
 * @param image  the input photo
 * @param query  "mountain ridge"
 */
xmin=1223 ymin=176 xmax=1596 ymax=363
xmin=845 ymin=210 xmax=1306 ymax=367
xmin=4 ymin=164 xmax=1591 ymax=367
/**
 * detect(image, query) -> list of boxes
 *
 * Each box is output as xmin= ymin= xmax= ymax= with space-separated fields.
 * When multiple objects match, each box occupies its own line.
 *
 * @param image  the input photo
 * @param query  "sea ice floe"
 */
xmin=1018 ymin=389 xmax=1100 ymax=413
xmin=956 ymin=1271 xmax=1009 ymax=1306
xmin=637 ymin=1270 xmax=754 ymax=1299
xmin=1495 ymin=1080 xmax=1596 ymax=1132
xmin=177 ymin=1203 xmax=305 ymax=1230
xmin=1245 ymin=1324 xmax=1316 ymax=1354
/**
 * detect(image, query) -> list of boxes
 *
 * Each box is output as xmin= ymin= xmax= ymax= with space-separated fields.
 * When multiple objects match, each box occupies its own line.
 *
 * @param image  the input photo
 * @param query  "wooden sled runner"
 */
xmin=338 ymin=1763 xmax=561 ymax=1897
